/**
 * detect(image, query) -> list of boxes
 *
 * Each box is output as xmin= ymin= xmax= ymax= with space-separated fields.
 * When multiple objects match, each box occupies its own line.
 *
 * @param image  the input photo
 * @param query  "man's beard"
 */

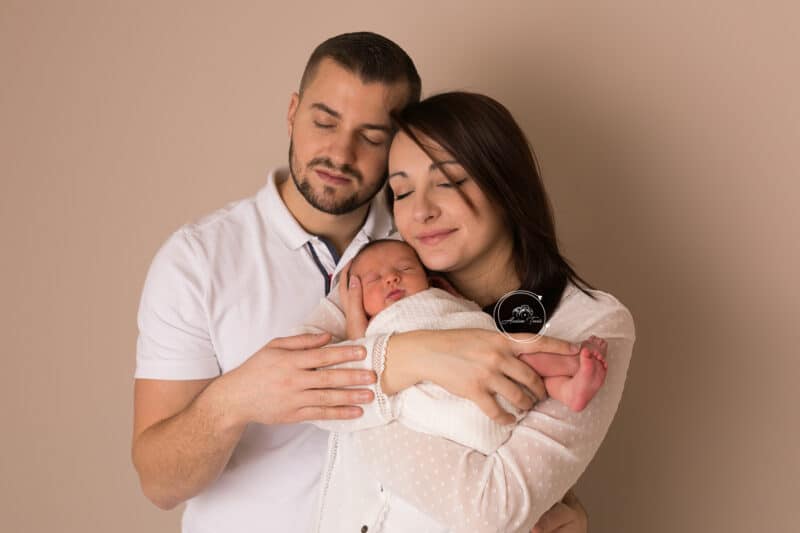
xmin=288 ymin=140 xmax=384 ymax=215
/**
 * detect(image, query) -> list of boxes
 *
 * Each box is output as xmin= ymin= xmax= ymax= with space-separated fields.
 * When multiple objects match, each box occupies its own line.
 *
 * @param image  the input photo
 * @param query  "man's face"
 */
xmin=287 ymin=59 xmax=409 ymax=215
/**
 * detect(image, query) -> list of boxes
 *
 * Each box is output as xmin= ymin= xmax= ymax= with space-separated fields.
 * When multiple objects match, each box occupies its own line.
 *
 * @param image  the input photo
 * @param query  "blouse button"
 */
xmin=361 ymin=526 xmax=368 ymax=533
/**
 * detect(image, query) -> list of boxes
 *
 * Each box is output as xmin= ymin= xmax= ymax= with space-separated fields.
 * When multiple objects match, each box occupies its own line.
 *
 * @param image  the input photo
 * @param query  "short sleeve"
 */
xmin=135 ymin=229 xmax=220 ymax=380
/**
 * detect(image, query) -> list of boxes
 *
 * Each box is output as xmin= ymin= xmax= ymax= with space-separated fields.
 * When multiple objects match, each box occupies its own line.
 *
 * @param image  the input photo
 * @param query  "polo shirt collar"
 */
xmin=261 ymin=168 xmax=395 ymax=251
xmin=358 ymin=182 xmax=395 ymax=241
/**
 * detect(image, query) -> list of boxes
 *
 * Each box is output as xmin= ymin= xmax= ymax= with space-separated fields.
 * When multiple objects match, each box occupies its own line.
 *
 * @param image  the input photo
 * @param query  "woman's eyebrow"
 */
xmin=388 ymin=160 xmax=459 ymax=180
xmin=430 ymin=159 xmax=459 ymax=171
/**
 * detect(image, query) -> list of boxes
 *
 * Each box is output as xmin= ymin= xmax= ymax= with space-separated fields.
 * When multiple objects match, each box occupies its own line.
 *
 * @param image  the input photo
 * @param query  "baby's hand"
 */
xmin=339 ymin=260 xmax=369 ymax=340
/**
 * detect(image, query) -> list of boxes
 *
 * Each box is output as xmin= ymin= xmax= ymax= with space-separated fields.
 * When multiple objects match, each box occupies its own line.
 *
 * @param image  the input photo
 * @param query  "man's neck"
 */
xmin=277 ymin=172 xmax=369 ymax=256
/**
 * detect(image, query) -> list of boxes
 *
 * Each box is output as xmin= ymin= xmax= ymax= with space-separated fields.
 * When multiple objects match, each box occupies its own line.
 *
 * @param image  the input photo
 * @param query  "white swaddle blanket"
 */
xmin=299 ymin=287 xmax=525 ymax=453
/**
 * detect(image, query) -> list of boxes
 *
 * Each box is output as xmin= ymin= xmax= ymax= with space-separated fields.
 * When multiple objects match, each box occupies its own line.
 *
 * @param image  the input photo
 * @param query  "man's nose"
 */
xmin=327 ymin=131 xmax=357 ymax=168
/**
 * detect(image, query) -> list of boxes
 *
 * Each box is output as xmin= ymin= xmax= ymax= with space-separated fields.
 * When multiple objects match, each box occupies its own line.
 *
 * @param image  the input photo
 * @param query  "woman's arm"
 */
xmin=350 ymin=305 xmax=635 ymax=533
xmin=337 ymin=262 xmax=557 ymax=420
xmin=296 ymin=275 xmax=566 ymax=432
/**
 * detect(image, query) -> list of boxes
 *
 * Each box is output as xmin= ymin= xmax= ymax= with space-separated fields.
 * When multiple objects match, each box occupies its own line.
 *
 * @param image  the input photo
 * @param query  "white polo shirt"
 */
xmin=135 ymin=168 xmax=395 ymax=533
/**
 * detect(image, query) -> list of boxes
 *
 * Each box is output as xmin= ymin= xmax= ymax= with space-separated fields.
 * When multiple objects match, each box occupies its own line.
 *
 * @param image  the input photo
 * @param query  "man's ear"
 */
xmin=287 ymin=92 xmax=300 ymax=138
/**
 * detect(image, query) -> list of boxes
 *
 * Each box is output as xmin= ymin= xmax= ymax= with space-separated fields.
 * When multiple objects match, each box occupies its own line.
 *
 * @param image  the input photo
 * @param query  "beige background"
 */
xmin=2 ymin=1 xmax=798 ymax=532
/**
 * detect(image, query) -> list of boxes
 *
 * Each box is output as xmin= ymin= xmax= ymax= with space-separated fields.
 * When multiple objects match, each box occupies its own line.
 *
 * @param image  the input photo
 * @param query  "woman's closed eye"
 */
xmin=437 ymin=178 xmax=467 ymax=188
xmin=393 ymin=189 xmax=412 ymax=200
xmin=392 ymin=179 xmax=467 ymax=201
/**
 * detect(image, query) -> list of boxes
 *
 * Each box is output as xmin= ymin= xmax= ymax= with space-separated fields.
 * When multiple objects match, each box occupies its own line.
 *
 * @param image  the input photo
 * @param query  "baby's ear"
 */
xmin=428 ymin=275 xmax=462 ymax=298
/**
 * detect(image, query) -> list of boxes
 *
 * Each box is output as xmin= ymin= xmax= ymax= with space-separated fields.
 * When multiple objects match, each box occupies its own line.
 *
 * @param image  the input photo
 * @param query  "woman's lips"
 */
xmin=315 ymin=169 xmax=350 ymax=186
xmin=416 ymin=229 xmax=457 ymax=246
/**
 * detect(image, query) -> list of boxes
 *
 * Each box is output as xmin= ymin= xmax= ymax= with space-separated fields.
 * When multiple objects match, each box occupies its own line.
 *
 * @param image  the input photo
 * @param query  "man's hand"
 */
xmin=132 ymin=332 xmax=378 ymax=509
xmin=532 ymin=489 xmax=588 ymax=533
xmin=339 ymin=259 xmax=369 ymax=340
xmin=219 ymin=332 xmax=378 ymax=425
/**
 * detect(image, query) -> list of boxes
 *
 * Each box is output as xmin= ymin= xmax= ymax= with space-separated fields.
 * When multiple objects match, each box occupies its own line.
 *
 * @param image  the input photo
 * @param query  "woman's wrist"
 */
xmin=381 ymin=330 xmax=430 ymax=394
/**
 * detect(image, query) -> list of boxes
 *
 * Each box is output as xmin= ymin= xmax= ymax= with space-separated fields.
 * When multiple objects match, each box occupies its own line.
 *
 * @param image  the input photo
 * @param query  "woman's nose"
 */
xmin=411 ymin=190 xmax=440 ymax=223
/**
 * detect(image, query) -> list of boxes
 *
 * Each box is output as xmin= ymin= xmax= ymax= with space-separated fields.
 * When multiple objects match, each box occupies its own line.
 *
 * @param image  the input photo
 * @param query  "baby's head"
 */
xmin=348 ymin=239 xmax=429 ymax=318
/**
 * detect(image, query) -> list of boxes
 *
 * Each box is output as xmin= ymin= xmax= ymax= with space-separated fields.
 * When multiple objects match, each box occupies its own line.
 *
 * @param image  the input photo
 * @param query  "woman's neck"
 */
xmin=447 ymin=239 xmax=520 ymax=307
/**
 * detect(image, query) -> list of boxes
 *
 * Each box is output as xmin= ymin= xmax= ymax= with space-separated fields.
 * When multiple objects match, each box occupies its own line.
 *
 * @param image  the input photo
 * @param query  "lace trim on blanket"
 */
xmin=373 ymin=332 xmax=394 ymax=421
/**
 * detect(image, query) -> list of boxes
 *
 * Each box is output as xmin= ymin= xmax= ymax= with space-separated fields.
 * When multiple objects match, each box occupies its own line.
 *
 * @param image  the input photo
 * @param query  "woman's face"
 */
xmin=387 ymin=131 xmax=509 ymax=276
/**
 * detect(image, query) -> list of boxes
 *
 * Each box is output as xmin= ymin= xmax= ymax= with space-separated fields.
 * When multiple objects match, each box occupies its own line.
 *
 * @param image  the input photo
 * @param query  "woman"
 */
xmin=309 ymin=92 xmax=635 ymax=532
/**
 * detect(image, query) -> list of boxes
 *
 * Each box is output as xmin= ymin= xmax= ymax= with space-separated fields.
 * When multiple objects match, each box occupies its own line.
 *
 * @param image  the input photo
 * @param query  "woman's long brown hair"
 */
xmin=388 ymin=91 xmax=595 ymax=317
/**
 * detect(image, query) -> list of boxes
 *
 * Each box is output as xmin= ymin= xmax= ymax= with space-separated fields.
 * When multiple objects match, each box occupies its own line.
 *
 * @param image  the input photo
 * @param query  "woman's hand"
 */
xmin=338 ymin=260 xmax=369 ymax=340
xmin=531 ymin=489 xmax=588 ymax=533
xmin=383 ymin=328 xmax=580 ymax=424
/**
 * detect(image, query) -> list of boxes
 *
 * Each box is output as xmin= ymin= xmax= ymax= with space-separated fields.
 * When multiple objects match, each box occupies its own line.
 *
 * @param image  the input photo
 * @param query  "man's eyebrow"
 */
xmin=310 ymin=102 xmax=392 ymax=132
xmin=311 ymin=102 xmax=341 ymax=118
xmin=361 ymin=122 xmax=393 ymax=133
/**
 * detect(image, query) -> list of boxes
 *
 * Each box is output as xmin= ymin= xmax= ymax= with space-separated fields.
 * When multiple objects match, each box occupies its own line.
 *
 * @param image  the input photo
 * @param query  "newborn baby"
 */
xmin=300 ymin=238 xmax=610 ymax=532
xmin=346 ymin=239 xmax=607 ymax=413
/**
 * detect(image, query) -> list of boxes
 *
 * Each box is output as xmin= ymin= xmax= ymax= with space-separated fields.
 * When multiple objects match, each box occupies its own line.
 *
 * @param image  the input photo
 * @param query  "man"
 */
xmin=132 ymin=32 xmax=587 ymax=532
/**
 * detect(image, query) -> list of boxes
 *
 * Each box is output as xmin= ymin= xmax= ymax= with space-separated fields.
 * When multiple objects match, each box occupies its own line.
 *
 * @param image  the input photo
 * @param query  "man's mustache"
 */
xmin=308 ymin=157 xmax=362 ymax=182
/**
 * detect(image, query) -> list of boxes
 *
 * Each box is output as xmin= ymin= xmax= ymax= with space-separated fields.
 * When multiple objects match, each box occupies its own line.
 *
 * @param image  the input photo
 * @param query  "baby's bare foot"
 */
xmin=581 ymin=336 xmax=608 ymax=369
xmin=563 ymin=346 xmax=607 ymax=412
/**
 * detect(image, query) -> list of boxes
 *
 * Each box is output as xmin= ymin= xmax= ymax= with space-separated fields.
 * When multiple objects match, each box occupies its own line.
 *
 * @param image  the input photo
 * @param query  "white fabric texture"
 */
xmin=311 ymin=282 xmax=635 ymax=533
xmin=300 ymin=288 xmax=524 ymax=453
xmin=134 ymin=168 xmax=396 ymax=533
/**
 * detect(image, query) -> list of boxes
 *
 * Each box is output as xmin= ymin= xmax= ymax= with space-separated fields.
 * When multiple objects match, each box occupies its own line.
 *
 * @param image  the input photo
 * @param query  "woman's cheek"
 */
xmin=393 ymin=204 xmax=413 ymax=240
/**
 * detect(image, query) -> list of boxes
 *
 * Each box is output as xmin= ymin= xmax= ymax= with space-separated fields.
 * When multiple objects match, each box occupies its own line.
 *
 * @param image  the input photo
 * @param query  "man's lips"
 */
xmin=416 ymin=229 xmax=457 ymax=246
xmin=315 ymin=169 xmax=351 ymax=185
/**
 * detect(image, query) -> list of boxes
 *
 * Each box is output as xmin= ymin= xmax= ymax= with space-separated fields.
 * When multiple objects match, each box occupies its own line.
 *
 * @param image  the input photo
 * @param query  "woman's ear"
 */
xmin=428 ymin=274 xmax=462 ymax=298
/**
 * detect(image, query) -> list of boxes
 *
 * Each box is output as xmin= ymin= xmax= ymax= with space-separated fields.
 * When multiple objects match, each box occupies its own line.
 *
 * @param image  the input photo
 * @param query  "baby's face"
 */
xmin=350 ymin=241 xmax=429 ymax=318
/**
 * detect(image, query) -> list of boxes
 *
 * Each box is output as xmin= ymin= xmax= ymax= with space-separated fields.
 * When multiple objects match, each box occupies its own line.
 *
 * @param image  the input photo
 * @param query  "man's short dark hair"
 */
xmin=299 ymin=32 xmax=421 ymax=105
